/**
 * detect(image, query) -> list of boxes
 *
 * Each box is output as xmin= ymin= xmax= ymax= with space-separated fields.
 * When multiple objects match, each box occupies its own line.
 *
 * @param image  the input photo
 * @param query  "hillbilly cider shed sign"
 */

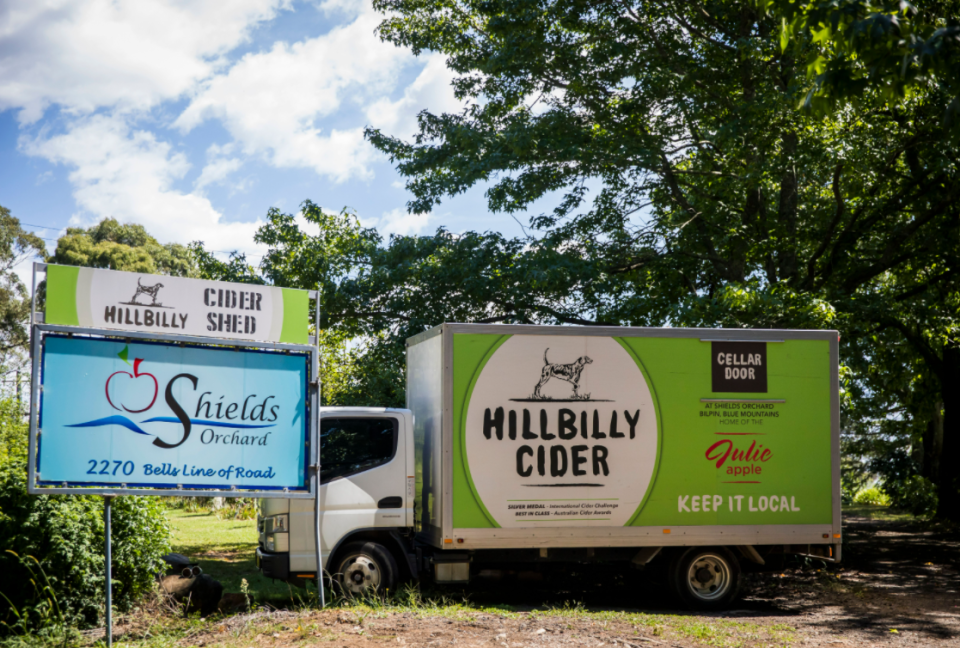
xmin=43 ymin=264 xmax=309 ymax=344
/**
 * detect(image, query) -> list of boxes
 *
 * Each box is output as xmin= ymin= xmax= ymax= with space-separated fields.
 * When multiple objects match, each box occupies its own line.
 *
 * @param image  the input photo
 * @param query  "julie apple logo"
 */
xmin=68 ymin=345 xmax=276 ymax=449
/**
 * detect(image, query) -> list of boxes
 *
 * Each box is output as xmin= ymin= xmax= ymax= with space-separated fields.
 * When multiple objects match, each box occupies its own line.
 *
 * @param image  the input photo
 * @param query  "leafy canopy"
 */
xmin=365 ymin=0 xmax=959 ymax=515
xmin=0 ymin=205 xmax=45 ymax=370
xmin=759 ymin=0 xmax=960 ymax=123
xmin=49 ymin=218 xmax=196 ymax=277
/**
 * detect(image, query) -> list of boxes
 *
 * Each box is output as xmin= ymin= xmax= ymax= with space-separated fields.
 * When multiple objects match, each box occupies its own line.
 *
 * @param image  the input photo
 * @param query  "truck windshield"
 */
xmin=319 ymin=417 xmax=397 ymax=482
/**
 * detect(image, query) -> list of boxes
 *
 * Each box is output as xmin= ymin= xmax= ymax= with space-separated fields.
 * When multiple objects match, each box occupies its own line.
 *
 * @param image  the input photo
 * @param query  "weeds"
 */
xmin=0 ymin=552 xmax=78 ymax=648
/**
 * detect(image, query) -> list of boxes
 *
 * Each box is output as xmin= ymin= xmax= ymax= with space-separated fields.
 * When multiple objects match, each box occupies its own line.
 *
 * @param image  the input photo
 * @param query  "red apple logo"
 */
xmin=106 ymin=357 xmax=158 ymax=413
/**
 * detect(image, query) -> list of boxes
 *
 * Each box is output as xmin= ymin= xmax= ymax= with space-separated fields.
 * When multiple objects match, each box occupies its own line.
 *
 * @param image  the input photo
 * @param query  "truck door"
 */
xmin=287 ymin=412 xmax=408 ymax=573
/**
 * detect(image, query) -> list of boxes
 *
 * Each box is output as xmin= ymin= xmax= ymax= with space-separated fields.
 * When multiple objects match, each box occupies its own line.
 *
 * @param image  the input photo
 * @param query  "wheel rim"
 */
xmin=685 ymin=553 xmax=731 ymax=601
xmin=338 ymin=554 xmax=381 ymax=595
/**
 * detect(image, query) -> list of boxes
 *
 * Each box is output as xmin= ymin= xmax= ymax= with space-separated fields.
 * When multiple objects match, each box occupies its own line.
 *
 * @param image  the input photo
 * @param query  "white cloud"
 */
xmin=21 ymin=114 xmax=265 ymax=255
xmin=195 ymin=158 xmax=243 ymax=192
xmin=174 ymin=4 xmax=422 ymax=182
xmin=3 ymin=0 xmax=463 ymax=268
xmin=367 ymin=207 xmax=432 ymax=236
xmin=0 ymin=0 xmax=291 ymax=124
xmin=316 ymin=0 xmax=365 ymax=17
xmin=365 ymin=54 xmax=459 ymax=139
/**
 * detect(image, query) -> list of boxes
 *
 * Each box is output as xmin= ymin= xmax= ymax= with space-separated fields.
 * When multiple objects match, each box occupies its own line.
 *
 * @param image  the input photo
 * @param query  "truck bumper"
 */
xmin=256 ymin=546 xmax=289 ymax=580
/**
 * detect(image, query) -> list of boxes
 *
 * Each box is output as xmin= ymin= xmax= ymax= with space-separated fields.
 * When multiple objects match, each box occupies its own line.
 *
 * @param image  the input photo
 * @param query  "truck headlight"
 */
xmin=264 ymin=533 xmax=288 ymax=552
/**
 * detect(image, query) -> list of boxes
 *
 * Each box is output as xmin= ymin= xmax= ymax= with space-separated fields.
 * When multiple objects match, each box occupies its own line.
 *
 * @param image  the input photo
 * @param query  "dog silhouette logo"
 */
xmin=118 ymin=277 xmax=173 ymax=308
xmin=534 ymin=348 xmax=593 ymax=398
xmin=510 ymin=348 xmax=611 ymax=403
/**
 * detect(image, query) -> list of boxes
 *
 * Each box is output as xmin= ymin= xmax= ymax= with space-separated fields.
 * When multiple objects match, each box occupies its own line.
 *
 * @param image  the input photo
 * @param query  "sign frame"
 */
xmin=27 ymin=261 xmax=320 ymax=499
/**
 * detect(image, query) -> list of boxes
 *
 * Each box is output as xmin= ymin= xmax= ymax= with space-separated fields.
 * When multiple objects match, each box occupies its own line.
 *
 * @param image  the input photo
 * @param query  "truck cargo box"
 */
xmin=406 ymin=324 xmax=840 ymax=555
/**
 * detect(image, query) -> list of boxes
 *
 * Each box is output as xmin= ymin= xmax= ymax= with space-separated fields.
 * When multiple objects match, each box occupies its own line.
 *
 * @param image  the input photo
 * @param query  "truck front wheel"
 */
xmin=333 ymin=541 xmax=399 ymax=597
xmin=669 ymin=547 xmax=741 ymax=610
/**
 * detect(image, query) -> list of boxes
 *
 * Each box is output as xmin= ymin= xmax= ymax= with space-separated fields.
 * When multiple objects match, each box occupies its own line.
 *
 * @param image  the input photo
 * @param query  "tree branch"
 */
xmin=802 ymin=162 xmax=845 ymax=289
xmin=874 ymin=316 xmax=945 ymax=378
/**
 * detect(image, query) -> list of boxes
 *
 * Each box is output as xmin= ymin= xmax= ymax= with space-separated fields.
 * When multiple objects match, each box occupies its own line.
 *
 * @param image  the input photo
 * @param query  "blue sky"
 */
xmin=0 ymin=0 xmax=535 ymax=277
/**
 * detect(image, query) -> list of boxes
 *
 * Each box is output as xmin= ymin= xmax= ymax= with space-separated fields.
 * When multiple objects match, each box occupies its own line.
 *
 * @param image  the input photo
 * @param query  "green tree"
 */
xmin=49 ymin=218 xmax=196 ymax=277
xmin=189 ymin=242 xmax=264 ymax=285
xmin=365 ymin=0 xmax=960 ymax=515
xmin=760 ymin=0 xmax=960 ymax=123
xmin=252 ymin=201 xmax=600 ymax=406
xmin=0 ymin=205 xmax=46 ymax=370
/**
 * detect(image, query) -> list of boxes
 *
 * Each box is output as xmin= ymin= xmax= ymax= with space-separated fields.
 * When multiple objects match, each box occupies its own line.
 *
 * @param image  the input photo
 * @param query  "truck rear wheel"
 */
xmin=333 ymin=541 xmax=399 ymax=597
xmin=669 ymin=547 xmax=741 ymax=610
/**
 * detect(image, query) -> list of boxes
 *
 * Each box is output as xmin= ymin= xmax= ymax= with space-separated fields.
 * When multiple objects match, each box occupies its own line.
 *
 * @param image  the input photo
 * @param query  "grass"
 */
xmin=0 ymin=506 xmax=802 ymax=648
xmin=156 ymin=506 xmax=797 ymax=647
xmin=164 ymin=509 xmax=301 ymax=604
xmin=842 ymin=503 xmax=920 ymax=523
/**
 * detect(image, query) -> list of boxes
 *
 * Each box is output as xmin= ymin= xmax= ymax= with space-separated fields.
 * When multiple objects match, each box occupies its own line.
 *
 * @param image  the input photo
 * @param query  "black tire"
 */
xmin=669 ymin=547 xmax=741 ymax=610
xmin=333 ymin=541 xmax=399 ymax=597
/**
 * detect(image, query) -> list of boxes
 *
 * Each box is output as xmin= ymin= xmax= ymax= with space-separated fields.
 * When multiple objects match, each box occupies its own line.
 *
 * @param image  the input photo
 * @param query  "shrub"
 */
xmin=852 ymin=486 xmax=891 ymax=506
xmin=0 ymin=398 xmax=27 ymax=466
xmin=894 ymin=475 xmax=938 ymax=518
xmin=0 ymin=459 xmax=171 ymax=630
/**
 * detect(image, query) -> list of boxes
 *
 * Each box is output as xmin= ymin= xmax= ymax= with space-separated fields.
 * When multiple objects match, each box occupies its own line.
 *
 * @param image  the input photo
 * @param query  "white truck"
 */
xmin=257 ymin=324 xmax=841 ymax=608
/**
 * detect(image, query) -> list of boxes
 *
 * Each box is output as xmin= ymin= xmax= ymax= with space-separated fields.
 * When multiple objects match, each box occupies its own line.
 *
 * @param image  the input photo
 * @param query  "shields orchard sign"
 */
xmin=37 ymin=336 xmax=310 ymax=492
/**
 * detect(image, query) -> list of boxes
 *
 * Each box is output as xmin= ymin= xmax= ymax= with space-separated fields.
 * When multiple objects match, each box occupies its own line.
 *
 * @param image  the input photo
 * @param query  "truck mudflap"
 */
xmin=257 ymin=546 xmax=290 ymax=580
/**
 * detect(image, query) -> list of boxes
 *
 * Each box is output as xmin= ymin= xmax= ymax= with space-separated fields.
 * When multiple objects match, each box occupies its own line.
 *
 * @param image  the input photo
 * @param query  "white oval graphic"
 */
xmin=464 ymin=335 xmax=658 ymax=527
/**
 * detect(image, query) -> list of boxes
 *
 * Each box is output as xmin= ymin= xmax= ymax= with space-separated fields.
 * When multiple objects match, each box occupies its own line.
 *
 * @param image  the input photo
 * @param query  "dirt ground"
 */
xmin=117 ymin=509 xmax=960 ymax=647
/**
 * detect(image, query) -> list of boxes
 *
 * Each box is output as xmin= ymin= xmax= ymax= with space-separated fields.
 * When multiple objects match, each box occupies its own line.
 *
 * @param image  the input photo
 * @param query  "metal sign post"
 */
xmin=104 ymin=496 xmax=113 ymax=648
xmin=314 ymin=463 xmax=324 ymax=607
xmin=312 ymin=290 xmax=325 ymax=607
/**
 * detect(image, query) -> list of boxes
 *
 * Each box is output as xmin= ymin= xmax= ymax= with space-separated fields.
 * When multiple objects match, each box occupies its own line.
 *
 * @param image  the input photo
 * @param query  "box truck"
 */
xmin=257 ymin=324 xmax=840 ymax=608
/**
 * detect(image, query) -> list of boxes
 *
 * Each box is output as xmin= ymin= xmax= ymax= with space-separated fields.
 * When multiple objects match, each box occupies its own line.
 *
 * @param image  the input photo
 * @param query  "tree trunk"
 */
xmin=777 ymin=130 xmax=799 ymax=282
xmin=922 ymin=401 xmax=943 ymax=483
xmin=936 ymin=343 xmax=960 ymax=520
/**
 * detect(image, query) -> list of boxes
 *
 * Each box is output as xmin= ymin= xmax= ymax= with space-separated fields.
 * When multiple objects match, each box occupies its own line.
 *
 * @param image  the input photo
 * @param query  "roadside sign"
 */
xmin=27 ymin=261 xmax=324 ymax=635
xmin=43 ymin=264 xmax=309 ymax=344
xmin=33 ymin=334 xmax=312 ymax=495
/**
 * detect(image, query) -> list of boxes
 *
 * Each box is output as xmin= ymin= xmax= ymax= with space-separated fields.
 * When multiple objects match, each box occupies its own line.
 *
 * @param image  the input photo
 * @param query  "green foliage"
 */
xmin=0 ymin=399 xmax=27 ymax=467
xmin=840 ymin=449 xmax=871 ymax=505
xmin=0 ymin=206 xmax=45 ymax=366
xmin=320 ymin=331 xmax=404 ymax=408
xmin=760 ymin=0 xmax=960 ymax=125
xmin=48 ymin=218 xmax=195 ymax=277
xmin=189 ymin=243 xmax=264 ymax=285
xmin=254 ymin=201 xmax=602 ymax=406
xmin=890 ymin=475 xmax=938 ymax=517
xmin=0 ymin=458 xmax=171 ymax=629
xmin=853 ymin=486 xmax=891 ymax=506
xmin=0 ymin=551 xmax=79 ymax=648
xmin=365 ymin=0 xmax=960 ymax=518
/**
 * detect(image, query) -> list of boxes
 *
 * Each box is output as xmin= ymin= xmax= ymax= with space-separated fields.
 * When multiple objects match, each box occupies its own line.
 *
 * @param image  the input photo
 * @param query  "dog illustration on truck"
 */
xmin=532 ymin=348 xmax=593 ymax=399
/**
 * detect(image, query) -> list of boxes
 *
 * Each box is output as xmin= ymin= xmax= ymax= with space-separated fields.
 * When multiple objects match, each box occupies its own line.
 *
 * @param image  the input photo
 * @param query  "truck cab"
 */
xmin=257 ymin=407 xmax=415 ymax=594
